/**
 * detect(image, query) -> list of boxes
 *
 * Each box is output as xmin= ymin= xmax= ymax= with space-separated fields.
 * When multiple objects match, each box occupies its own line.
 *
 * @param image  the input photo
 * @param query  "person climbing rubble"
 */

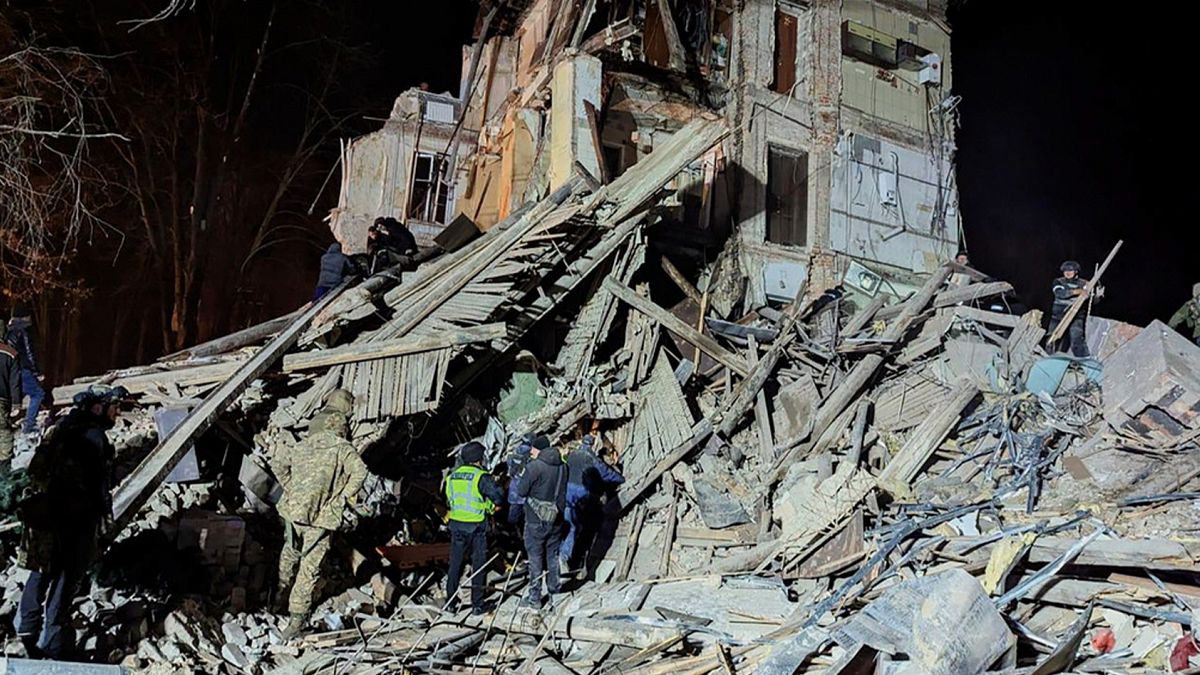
xmin=367 ymin=217 xmax=419 ymax=274
xmin=0 ymin=319 xmax=22 ymax=472
xmin=1050 ymin=260 xmax=1096 ymax=358
xmin=515 ymin=434 xmax=566 ymax=609
xmin=274 ymin=407 xmax=368 ymax=639
xmin=1168 ymin=283 xmax=1200 ymax=346
xmin=6 ymin=305 xmax=44 ymax=436
xmin=443 ymin=441 xmax=504 ymax=615
xmin=560 ymin=435 xmax=623 ymax=576
xmin=15 ymin=383 xmax=130 ymax=660
xmin=313 ymin=241 xmax=357 ymax=300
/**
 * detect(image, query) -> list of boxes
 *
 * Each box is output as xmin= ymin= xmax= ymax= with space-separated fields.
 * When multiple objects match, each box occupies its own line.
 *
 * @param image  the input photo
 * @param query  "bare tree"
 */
xmin=1 ymin=19 xmax=125 ymax=301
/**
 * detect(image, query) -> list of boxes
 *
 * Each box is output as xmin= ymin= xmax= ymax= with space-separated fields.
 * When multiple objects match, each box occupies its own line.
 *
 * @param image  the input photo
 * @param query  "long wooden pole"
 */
xmin=1045 ymin=240 xmax=1123 ymax=345
xmin=109 ymin=279 xmax=351 ymax=536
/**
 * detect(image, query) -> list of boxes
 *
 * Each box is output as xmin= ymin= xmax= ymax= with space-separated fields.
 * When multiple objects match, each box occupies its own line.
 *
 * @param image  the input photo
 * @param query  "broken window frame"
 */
xmin=771 ymin=7 xmax=800 ymax=95
xmin=408 ymin=151 xmax=453 ymax=225
xmin=766 ymin=144 xmax=809 ymax=247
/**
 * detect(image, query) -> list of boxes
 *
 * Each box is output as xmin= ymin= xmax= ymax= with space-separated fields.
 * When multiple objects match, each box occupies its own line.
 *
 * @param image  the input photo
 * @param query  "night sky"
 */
xmin=950 ymin=2 xmax=1193 ymax=325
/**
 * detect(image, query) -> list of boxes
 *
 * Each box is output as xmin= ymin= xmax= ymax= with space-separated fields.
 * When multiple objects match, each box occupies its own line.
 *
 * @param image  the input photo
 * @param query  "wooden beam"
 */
xmin=660 ymin=255 xmax=702 ymax=304
xmin=877 ymin=379 xmax=978 ymax=490
xmin=53 ymin=360 xmax=241 ymax=405
xmin=282 ymin=323 xmax=504 ymax=372
xmin=604 ymin=278 xmax=750 ymax=377
xmin=931 ymin=280 xmax=1013 ymax=308
xmin=158 ymin=309 xmax=301 ymax=362
xmin=108 ymin=280 xmax=351 ymax=536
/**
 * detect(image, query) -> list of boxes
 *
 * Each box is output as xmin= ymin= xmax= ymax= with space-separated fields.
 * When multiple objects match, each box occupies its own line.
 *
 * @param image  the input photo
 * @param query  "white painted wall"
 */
xmin=829 ymin=131 xmax=960 ymax=273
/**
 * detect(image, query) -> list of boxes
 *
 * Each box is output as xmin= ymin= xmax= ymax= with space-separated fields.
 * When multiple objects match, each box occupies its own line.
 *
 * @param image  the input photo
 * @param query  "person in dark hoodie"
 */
xmin=560 ymin=435 xmax=623 ymax=573
xmin=505 ymin=433 xmax=535 ymax=533
xmin=314 ymin=242 xmax=355 ymax=300
xmin=16 ymin=384 xmax=129 ymax=659
xmin=6 ymin=305 xmax=43 ymax=435
xmin=515 ymin=435 xmax=567 ymax=609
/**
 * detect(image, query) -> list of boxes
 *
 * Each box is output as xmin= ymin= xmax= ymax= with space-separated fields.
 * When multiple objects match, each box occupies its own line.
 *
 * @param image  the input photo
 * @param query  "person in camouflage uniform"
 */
xmin=274 ymin=396 xmax=368 ymax=639
xmin=15 ymin=384 xmax=128 ymax=659
xmin=1169 ymin=283 xmax=1200 ymax=346
xmin=0 ymin=319 xmax=22 ymax=470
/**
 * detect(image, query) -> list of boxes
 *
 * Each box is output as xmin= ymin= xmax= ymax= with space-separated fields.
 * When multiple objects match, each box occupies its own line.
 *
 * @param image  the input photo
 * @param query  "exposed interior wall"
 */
xmin=548 ymin=53 xmax=603 ymax=189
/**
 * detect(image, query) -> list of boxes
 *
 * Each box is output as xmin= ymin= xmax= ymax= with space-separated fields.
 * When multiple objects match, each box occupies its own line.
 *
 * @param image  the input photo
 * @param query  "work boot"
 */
xmin=281 ymin=612 xmax=309 ymax=641
xmin=19 ymin=636 xmax=44 ymax=660
xmin=471 ymin=602 xmax=495 ymax=617
xmin=520 ymin=594 xmax=542 ymax=610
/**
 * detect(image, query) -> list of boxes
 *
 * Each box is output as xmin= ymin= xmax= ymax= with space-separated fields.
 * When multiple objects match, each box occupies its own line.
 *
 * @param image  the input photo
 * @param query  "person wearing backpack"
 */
xmin=515 ymin=436 xmax=567 ymax=609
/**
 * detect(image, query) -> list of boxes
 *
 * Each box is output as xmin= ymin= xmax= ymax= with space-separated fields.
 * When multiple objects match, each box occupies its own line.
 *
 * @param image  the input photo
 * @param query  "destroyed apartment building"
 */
xmin=2 ymin=0 xmax=1200 ymax=673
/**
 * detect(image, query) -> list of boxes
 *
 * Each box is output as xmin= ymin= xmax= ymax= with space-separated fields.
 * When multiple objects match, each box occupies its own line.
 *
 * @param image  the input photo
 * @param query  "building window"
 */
xmin=766 ymin=145 xmax=807 ymax=246
xmin=771 ymin=10 xmax=799 ymax=94
xmin=408 ymin=152 xmax=451 ymax=224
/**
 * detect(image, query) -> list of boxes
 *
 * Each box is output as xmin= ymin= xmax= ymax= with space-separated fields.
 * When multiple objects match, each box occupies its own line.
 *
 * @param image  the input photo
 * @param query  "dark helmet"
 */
xmin=73 ymin=383 xmax=131 ymax=408
xmin=1060 ymin=260 xmax=1081 ymax=273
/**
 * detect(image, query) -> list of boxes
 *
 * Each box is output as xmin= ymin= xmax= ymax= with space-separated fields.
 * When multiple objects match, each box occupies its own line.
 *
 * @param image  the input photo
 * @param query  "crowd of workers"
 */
xmin=442 ymin=432 xmax=625 ymax=614
xmin=6 ymin=239 xmax=1200 ymax=660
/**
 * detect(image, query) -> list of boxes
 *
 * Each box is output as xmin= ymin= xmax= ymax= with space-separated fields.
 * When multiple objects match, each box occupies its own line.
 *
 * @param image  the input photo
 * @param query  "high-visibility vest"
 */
xmin=445 ymin=465 xmax=493 ymax=523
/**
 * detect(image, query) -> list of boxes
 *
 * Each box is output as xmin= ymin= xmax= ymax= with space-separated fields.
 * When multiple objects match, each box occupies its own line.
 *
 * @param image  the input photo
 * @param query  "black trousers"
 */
xmin=1051 ymin=314 xmax=1089 ymax=358
xmin=523 ymin=516 xmax=562 ymax=603
xmin=446 ymin=522 xmax=488 ymax=611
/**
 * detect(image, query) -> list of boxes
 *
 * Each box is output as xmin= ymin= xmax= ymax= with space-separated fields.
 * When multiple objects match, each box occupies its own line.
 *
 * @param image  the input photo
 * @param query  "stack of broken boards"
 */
xmin=285 ymin=260 xmax=1200 ymax=674
xmin=47 ymin=118 xmax=1200 ymax=671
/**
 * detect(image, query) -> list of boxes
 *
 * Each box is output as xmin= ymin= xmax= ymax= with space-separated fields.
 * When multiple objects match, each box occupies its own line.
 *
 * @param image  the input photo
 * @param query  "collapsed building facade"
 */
xmin=4 ymin=1 xmax=1200 ymax=674
xmin=336 ymin=0 xmax=958 ymax=305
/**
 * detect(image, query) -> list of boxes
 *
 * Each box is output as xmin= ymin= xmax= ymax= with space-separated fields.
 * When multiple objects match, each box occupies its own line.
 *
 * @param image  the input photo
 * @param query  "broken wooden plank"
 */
xmin=952 ymin=305 xmax=1022 ymax=329
xmin=110 ymin=279 xmax=351 ymax=535
xmin=842 ymin=294 xmax=887 ymax=335
xmin=1026 ymin=536 xmax=1194 ymax=572
xmin=54 ymin=359 xmax=243 ymax=405
xmin=282 ymin=323 xmax=504 ymax=372
xmin=661 ymin=255 xmax=702 ymax=305
xmin=158 ymin=309 xmax=301 ymax=362
xmin=878 ymin=379 xmax=978 ymax=491
xmin=604 ymin=278 xmax=750 ymax=377
xmin=931 ymin=280 xmax=1014 ymax=308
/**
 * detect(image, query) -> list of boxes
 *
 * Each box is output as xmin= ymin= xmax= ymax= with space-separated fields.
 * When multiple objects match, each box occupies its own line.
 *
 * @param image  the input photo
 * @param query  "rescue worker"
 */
xmin=274 ymin=408 xmax=368 ymax=639
xmin=560 ymin=435 xmax=624 ymax=574
xmin=516 ymin=435 xmax=567 ymax=609
xmin=1050 ymin=261 xmax=1091 ymax=358
xmin=313 ymin=242 xmax=355 ymax=300
xmin=0 ymin=319 xmax=22 ymax=471
xmin=1168 ymin=283 xmax=1200 ymax=346
xmin=506 ymin=433 xmax=534 ymax=533
xmin=949 ymin=251 xmax=972 ymax=287
xmin=6 ymin=305 xmax=44 ymax=435
xmin=443 ymin=441 xmax=504 ymax=615
xmin=15 ymin=384 xmax=129 ymax=659
xmin=367 ymin=217 xmax=419 ymax=274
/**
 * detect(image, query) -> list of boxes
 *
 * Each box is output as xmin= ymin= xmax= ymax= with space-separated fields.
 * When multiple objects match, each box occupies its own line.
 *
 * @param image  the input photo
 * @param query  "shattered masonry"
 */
xmin=3 ymin=0 xmax=1200 ymax=673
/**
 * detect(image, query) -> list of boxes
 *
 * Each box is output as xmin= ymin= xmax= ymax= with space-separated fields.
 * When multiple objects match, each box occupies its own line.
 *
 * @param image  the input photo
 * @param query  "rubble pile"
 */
xmin=1 ymin=4 xmax=1198 ymax=671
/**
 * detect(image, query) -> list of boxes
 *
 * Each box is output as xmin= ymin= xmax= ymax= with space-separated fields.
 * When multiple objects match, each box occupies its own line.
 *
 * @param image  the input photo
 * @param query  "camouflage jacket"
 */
xmin=274 ymin=428 xmax=368 ymax=531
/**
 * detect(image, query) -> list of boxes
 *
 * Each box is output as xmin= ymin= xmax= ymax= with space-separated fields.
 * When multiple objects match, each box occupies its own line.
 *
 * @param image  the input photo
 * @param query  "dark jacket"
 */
xmin=18 ymin=408 xmax=115 ymax=569
xmin=5 ymin=317 xmax=39 ymax=375
xmin=0 ymin=342 xmax=21 ymax=404
xmin=317 ymin=243 xmax=354 ymax=289
xmin=516 ymin=449 xmax=567 ymax=519
xmin=507 ymin=441 xmax=533 ymax=506
xmin=383 ymin=223 xmax=418 ymax=256
xmin=565 ymin=446 xmax=624 ymax=494
xmin=1051 ymin=276 xmax=1086 ymax=318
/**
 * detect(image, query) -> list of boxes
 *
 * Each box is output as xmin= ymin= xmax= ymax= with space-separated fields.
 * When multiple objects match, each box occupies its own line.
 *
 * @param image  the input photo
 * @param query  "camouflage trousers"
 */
xmin=0 ymin=400 xmax=13 ymax=464
xmin=277 ymin=521 xmax=331 ymax=615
